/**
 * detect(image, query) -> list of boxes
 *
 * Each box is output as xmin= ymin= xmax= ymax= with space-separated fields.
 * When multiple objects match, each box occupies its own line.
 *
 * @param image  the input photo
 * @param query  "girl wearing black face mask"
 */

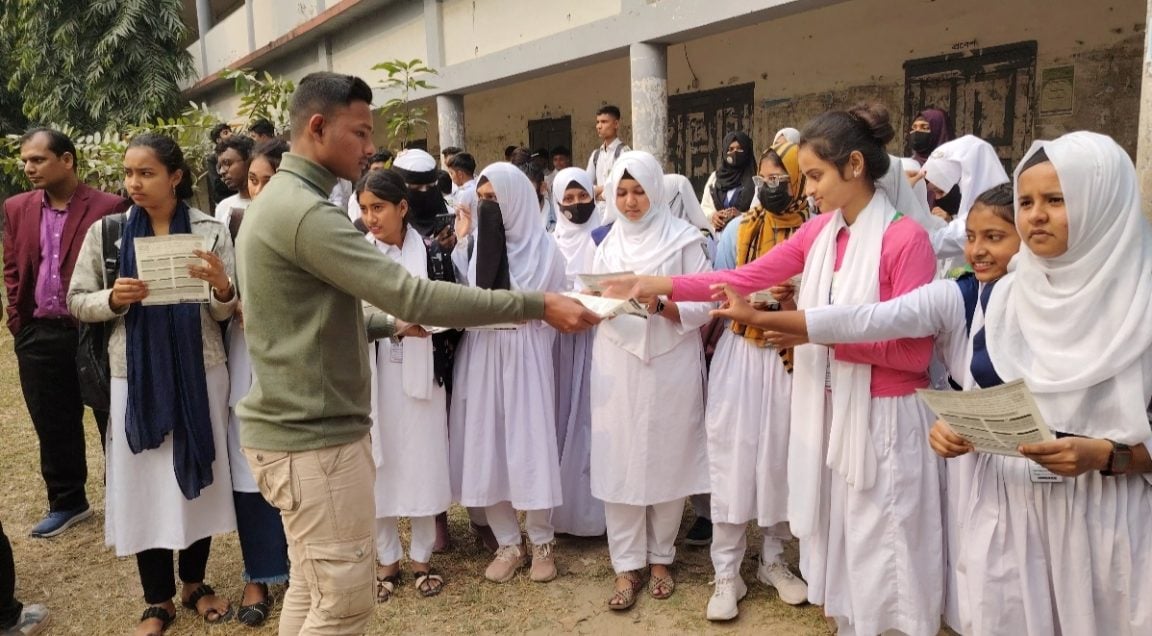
xmin=701 ymin=131 xmax=756 ymax=233
xmin=903 ymin=108 xmax=955 ymax=210
xmin=547 ymin=167 xmax=608 ymax=539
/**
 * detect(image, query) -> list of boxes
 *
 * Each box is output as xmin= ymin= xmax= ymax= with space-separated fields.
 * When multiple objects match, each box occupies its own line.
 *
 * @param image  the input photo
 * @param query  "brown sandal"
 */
xmin=376 ymin=570 xmax=402 ymax=603
xmin=649 ymin=568 xmax=675 ymax=600
xmin=607 ymin=570 xmax=644 ymax=611
xmin=413 ymin=568 xmax=444 ymax=598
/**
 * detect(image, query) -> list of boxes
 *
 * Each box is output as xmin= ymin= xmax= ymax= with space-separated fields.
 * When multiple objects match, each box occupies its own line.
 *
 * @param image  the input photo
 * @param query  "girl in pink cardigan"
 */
xmin=603 ymin=103 xmax=944 ymax=636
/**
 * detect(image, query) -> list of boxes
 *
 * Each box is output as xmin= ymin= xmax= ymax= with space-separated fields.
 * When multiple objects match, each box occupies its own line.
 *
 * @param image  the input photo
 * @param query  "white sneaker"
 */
xmin=757 ymin=560 xmax=808 ymax=605
xmin=706 ymin=576 xmax=747 ymax=621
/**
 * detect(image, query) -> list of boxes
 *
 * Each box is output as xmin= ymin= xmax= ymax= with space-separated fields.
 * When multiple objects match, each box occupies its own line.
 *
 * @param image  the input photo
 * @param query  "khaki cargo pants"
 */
xmin=244 ymin=436 xmax=376 ymax=636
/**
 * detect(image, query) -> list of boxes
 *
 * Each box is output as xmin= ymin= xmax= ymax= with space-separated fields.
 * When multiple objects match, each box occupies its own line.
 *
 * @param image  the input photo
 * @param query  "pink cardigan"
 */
xmin=672 ymin=213 xmax=936 ymax=397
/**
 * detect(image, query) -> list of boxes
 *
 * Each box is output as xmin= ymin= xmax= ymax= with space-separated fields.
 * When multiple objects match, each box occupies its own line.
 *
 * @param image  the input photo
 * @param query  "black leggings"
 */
xmin=135 ymin=537 xmax=212 ymax=604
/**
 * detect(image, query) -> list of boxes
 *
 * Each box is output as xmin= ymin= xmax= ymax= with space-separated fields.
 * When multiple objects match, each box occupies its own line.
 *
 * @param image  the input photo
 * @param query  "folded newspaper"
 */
xmin=577 ymin=271 xmax=634 ymax=294
xmin=563 ymin=292 xmax=648 ymax=319
xmin=916 ymin=379 xmax=1055 ymax=457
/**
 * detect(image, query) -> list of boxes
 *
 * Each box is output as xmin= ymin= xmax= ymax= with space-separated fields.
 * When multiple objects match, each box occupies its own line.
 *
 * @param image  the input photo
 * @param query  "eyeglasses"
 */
xmin=754 ymin=174 xmax=791 ymax=188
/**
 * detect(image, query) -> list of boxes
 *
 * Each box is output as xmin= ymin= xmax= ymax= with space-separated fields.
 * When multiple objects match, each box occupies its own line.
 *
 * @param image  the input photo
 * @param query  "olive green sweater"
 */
xmin=236 ymin=153 xmax=545 ymax=451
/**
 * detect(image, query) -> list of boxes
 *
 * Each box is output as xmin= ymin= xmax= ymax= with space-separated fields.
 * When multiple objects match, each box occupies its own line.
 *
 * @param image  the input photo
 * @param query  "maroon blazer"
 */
xmin=3 ymin=182 xmax=128 ymax=335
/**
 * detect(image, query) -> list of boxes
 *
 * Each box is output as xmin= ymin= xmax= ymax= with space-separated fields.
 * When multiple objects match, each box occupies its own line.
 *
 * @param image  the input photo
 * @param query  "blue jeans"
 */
xmin=233 ymin=491 xmax=289 ymax=584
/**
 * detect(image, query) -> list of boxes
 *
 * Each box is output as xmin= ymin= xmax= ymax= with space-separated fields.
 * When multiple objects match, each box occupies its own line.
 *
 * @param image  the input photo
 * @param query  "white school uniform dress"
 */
xmin=548 ymin=167 xmax=606 ymax=536
xmin=448 ymin=163 xmax=567 ymax=512
xmin=589 ymin=152 xmax=712 ymax=509
xmin=226 ymin=323 xmax=258 ymax=494
xmin=366 ymin=230 xmax=452 ymax=519
xmin=806 ymin=276 xmax=986 ymax=633
xmin=970 ymin=133 xmax=1152 ymax=636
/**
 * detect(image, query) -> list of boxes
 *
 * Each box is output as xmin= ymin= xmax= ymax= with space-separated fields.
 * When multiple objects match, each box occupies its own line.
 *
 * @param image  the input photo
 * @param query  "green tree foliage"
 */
xmin=2 ymin=0 xmax=195 ymax=132
xmin=221 ymin=69 xmax=296 ymax=134
xmin=373 ymin=58 xmax=438 ymax=148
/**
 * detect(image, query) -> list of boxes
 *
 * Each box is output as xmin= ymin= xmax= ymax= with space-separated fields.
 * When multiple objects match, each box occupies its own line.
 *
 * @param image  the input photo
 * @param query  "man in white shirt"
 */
xmin=214 ymin=134 xmax=255 ymax=235
xmin=447 ymin=152 xmax=477 ymax=213
xmin=585 ymin=105 xmax=630 ymax=218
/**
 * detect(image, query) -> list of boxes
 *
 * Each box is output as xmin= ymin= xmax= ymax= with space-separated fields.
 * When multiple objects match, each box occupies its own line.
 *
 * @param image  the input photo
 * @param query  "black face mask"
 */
xmin=935 ymin=184 xmax=962 ymax=217
xmin=559 ymin=201 xmax=597 ymax=225
xmin=474 ymin=199 xmax=510 ymax=291
xmin=758 ymin=184 xmax=792 ymax=215
xmin=407 ymin=187 xmax=448 ymax=235
xmin=910 ymin=131 xmax=934 ymax=155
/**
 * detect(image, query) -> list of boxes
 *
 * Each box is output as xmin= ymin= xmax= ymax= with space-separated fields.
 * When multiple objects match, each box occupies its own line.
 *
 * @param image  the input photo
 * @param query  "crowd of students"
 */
xmin=1 ymin=69 xmax=1150 ymax=636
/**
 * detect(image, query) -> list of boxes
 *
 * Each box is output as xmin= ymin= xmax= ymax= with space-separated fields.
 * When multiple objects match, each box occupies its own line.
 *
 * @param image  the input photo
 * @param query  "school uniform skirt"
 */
xmin=959 ymin=454 xmax=1152 ymax=636
xmin=105 ymin=363 xmax=237 ymax=556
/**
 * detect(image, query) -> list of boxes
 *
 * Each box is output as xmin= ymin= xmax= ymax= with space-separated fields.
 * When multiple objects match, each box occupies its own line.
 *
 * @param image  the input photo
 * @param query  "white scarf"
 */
xmin=877 ymin=153 xmax=943 ymax=233
xmin=789 ymin=190 xmax=894 ymax=537
xmin=924 ymin=135 xmax=1009 ymax=221
xmin=985 ymin=132 xmax=1152 ymax=444
xmin=369 ymin=230 xmax=434 ymax=401
xmin=550 ymin=167 xmax=599 ymax=290
xmin=663 ymin=174 xmax=713 ymax=233
xmin=594 ymin=151 xmax=707 ymax=361
xmin=468 ymin=162 xmax=565 ymax=293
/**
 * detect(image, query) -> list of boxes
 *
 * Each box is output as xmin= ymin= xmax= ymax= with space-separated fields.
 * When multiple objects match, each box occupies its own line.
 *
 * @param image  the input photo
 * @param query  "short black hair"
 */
xmin=504 ymin=145 xmax=518 ymax=160
xmin=289 ymin=72 xmax=374 ymax=137
xmin=973 ymin=182 xmax=1015 ymax=225
xmin=369 ymin=149 xmax=394 ymax=166
xmin=249 ymin=118 xmax=275 ymax=138
xmin=216 ymin=134 xmax=256 ymax=162
xmin=19 ymin=127 xmax=78 ymax=172
xmin=441 ymin=146 xmax=462 ymax=158
xmin=596 ymin=105 xmax=621 ymax=120
xmin=253 ymin=138 xmax=290 ymax=171
xmin=447 ymin=152 xmax=476 ymax=176
xmin=550 ymin=145 xmax=571 ymax=158
xmin=437 ymin=170 xmax=453 ymax=195
xmin=209 ymin=122 xmax=232 ymax=144
xmin=128 ymin=132 xmax=194 ymax=200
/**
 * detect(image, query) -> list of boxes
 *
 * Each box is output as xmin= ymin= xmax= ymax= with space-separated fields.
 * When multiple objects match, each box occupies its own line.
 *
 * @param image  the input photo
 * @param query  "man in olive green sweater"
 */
xmin=236 ymin=72 xmax=598 ymax=635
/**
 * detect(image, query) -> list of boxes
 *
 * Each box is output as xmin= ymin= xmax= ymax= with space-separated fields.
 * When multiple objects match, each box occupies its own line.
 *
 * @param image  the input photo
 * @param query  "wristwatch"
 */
xmin=1101 ymin=440 xmax=1132 ymax=476
xmin=649 ymin=298 xmax=666 ymax=316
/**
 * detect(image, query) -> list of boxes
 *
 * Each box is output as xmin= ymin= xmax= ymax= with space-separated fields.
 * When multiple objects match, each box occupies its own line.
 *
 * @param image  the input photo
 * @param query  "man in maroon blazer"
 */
xmin=3 ymin=128 xmax=126 ymax=538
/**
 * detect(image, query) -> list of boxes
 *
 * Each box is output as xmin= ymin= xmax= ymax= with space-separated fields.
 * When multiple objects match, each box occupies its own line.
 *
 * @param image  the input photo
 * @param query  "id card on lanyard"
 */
xmin=826 ymin=273 xmax=839 ymax=390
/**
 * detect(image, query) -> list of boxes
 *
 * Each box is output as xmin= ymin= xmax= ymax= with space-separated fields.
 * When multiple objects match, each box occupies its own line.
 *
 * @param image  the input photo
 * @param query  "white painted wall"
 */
xmin=202 ymin=6 xmax=250 ymax=75
xmin=440 ymin=0 xmax=621 ymax=66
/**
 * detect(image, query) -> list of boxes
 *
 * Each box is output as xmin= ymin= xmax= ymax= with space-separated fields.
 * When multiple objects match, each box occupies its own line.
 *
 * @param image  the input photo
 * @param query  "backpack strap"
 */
xmin=100 ymin=213 xmax=126 ymax=289
xmin=613 ymin=143 xmax=624 ymax=161
xmin=954 ymin=272 xmax=980 ymax=335
xmin=591 ymin=148 xmax=602 ymax=185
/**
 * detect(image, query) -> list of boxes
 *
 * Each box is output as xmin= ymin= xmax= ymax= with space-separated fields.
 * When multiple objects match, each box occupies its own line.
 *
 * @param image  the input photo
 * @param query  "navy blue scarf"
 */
xmin=968 ymin=281 xmax=1003 ymax=389
xmin=121 ymin=203 xmax=216 ymax=500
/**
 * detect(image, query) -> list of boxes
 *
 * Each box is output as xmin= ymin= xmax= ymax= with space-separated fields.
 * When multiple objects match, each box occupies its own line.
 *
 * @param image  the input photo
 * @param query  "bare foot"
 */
xmin=181 ymin=582 xmax=231 ymax=622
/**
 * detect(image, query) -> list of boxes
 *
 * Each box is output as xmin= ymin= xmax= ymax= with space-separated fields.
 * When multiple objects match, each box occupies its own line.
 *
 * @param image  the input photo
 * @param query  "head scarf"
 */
xmin=985 ymin=131 xmax=1152 ymax=443
xmin=595 ymin=151 xmax=708 ymax=361
xmin=663 ymin=174 xmax=712 ymax=233
xmin=732 ymin=141 xmax=809 ymax=364
xmin=394 ymin=149 xmax=448 ymax=236
xmin=712 ymin=131 xmax=756 ymax=212
xmin=911 ymin=108 xmax=954 ymax=165
xmin=469 ymin=162 xmax=565 ymax=293
xmin=774 ymin=127 xmax=801 ymax=145
xmin=923 ymin=135 xmax=1009 ymax=222
xmin=550 ymin=167 xmax=599 ymax=288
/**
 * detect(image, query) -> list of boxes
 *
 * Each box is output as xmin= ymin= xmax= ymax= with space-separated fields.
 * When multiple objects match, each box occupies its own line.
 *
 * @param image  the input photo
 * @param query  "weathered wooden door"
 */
xmin=527 ymin=116 xmax=573 ymax=156
xmin=904 ymin=41 xmax=1037 ymax=171
xmin=668 ymin=83 xmax=755 ymax=197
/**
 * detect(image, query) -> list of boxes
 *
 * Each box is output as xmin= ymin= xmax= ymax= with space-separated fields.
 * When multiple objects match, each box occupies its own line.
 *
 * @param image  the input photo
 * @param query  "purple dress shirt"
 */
xmin=32 ymin=193 xmax=71 ymax=319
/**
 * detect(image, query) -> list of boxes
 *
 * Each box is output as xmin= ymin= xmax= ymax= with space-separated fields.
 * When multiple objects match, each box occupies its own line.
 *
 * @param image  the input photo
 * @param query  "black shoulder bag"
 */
xmin=76 ymin=213 xmax=126 ymax=412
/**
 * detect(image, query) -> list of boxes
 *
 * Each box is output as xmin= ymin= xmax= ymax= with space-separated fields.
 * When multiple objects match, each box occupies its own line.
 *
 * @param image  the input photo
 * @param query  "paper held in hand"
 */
xmin=135 ymin=235 xmax=211 ymax=306
xmin=916 ymin=379 xmax=1055 ymax=457
xmin=577 ymin=271 xmax=635 ymax=294
xmin=563 ymin=292 xmax=648 ymax=319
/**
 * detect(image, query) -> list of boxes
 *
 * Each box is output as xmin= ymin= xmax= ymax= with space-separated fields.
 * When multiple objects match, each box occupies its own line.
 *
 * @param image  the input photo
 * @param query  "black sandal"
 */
xmin=181 ymin=583 xmax=234 ymax=624
xmin=413 ymin=568 xmax=444 ymax=598
xmin=237 ymin=583 xmax=272 ymax=627
xmin=376 ymin=571 xmax=402 ymax=603
xmin=139 ymin=605 xmax=175 ymax=635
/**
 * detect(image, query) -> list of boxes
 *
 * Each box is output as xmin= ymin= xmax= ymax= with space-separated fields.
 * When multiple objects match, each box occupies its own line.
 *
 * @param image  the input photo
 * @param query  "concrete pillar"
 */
xmin=630 ymin=42 xmax=669 ymax=165
xmin=437 ymin=94 xmax=466 ymax=152
xmin=1138 ymin=0 xmax=1152 ymax=221
xmin=424 ymin=0 xmax=446 ymax=68
xmin=245 ymin=0 xmax=256 ymax=52
xmin=195 ymin=0 xmax=211 ymax=76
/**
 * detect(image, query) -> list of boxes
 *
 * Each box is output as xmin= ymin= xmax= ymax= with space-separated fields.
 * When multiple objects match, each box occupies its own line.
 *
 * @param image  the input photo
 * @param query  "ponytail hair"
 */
xmin=800 ymin=102 xmax=893 ymax=182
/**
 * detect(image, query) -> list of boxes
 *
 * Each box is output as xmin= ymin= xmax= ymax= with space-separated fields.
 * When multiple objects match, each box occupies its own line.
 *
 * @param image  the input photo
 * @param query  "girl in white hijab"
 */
xmin=664 ymin=173 xmax=717 ymax=258
xmin=923 ymin=135 xmax=1010 ymax=260
xmin=548 ymin=167 xmax=607 ymax=537
xmin=448 ymin=162 xmax=568 ymax=585
xmin=590 ymin=151 xmax=712 ymax=611
xmin=953 ymin=131 xmax=1152 ymax=636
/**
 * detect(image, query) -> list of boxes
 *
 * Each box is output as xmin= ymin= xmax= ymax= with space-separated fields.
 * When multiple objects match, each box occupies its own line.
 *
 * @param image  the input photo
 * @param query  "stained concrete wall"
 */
xmin=440 ymin=0 xmax=621 ymax=66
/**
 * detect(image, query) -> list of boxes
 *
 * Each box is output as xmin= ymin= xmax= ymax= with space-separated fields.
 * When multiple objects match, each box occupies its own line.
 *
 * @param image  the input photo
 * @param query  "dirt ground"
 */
xmin=0 ymin=322 xmax=835 ymax=635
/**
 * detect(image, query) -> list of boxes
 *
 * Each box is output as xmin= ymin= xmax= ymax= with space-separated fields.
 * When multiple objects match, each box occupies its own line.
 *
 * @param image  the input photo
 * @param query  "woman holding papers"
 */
xmin=549 ymin=167 xmax=607 ymax=537
xmin=68 ymin=133 xmax=238 ymax=634
xmin=589 ymin=151 xmax=712 ymax=611
xmin=701 ymin=140 xmax=810 ymax=622
xmin=709 ymin=182 xmax=1021 ymax=632
xmin=449 ymin=162 xmax=568 ymax=584
xmin=600 ymin=104 xmax=944 ymax=635
xmin=356 ymin=169 xmax=452 ymax=600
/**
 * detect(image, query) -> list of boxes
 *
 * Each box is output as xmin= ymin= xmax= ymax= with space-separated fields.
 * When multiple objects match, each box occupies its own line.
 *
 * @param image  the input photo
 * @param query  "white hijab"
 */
xmin=789 ymin=189 xmax=896 ymax=538
xmin=924 ymin=136 xmax=1010 ymax=258
xmin=550 ymin=167 xmax=598 ymax=290
xmin=774 ymin=127 xmax=801 ymax=145
xmin=985 ymin=132 xmax=1152 ymax=444
xmin=877 ymin=153 xmax=943 ymax=233
xmin=663 ymin=174 xmax=713 ymax=233
xmin=469 ymin=162 xmax=565 ymax=293
xmin=595 ymin=151 xmax=707 ymax=361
